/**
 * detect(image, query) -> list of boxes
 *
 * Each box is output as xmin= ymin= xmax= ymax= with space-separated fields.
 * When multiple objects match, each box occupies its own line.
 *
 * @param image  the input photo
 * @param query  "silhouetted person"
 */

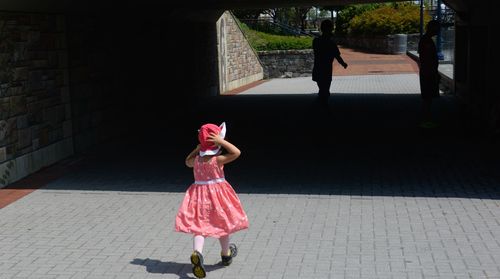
xmin=418 ymin=19 xmax=441 ymax=128
xmin=312 ymin=19 xmax=348 ymax=108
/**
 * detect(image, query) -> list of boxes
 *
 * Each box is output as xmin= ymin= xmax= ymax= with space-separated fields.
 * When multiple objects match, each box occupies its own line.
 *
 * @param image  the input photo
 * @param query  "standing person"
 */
xmin=418 ymin=19 xmax=441 ymax=128
xmin=175 ymin=122 xmax=249 ymax=278
xmin=312 ymin=19 xmax=348 ymax=108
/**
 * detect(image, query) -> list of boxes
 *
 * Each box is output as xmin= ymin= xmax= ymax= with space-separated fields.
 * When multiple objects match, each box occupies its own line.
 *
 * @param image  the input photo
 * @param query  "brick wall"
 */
xmin=0 ymin=12 xmax=73 ymax=187
xmin=217 ymin=11 xmax=263 ymax=93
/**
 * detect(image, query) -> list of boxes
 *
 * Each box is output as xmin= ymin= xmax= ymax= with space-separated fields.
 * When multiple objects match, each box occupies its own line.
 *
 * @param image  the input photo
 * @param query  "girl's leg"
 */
xmin=191 ymin=235 xmax=206 ymax=278
xmin=193 ymin=235 xmax=205 ymax=253
xmin=219 ymin=235 xmax=230 ymax=256
xmin=219 ymin=235 xmax=238 ymax=266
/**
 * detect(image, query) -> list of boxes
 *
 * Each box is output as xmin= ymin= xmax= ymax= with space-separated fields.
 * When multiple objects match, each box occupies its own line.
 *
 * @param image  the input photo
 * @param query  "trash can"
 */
xmin=392 ymin=34 xmax=408 ymax=54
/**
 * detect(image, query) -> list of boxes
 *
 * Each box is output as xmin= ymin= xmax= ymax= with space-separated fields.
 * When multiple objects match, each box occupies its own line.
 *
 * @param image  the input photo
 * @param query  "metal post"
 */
xmin=436 ymin=0 xmax=445 ymax=60
xmin=316 ymin=6 xmax=318 ymax=29
xmin=420 ymin=0 xmax=424 ymax=38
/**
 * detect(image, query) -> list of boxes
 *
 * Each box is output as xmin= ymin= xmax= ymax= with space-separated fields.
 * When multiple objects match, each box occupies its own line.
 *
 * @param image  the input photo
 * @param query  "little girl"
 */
xmin=175 ymin=122 xmax=249 ymax=278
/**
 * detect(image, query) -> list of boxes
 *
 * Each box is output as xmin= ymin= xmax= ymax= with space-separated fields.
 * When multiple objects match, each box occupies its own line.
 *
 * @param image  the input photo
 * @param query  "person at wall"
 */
xmin=418 ymin=19 xmax=441 ymax=128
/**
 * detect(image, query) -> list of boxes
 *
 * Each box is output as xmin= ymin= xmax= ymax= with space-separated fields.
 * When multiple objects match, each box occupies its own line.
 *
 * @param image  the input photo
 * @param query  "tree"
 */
xmin=293 ymin=7 xmax=312 ymax=30
xmin=262 ymin=8 xmax=296 ymax=25
xmin=232 ymin=9 xmax=265 ymax=20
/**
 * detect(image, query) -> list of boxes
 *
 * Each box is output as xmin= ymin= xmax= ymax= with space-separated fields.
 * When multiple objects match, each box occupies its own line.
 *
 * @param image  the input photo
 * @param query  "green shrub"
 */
xmin=335 ymin=4 xmax=382 ymax=37
xmin=348 ymin=3 xmax=428 ymax=36
xmin=239 ymin=21 xmax=313 ymax=51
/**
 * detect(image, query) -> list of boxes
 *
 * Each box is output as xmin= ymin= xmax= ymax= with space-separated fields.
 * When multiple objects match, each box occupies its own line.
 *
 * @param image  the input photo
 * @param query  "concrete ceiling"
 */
xmin=196 ymin=0 xmax=468 ymax=13
xmin=1 ymin=0 xmax=469 ymax=19
xmin=171 ymin=0 xmax=468 ymax=22
xmin=194 ymin=0 xmax=402 ymax=9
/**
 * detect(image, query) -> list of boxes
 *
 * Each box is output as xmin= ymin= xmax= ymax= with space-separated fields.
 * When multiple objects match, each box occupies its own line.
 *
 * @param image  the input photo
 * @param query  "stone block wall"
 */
xmin=258 ymin=49 xmax=314 ymax=79
xmin=217 ymin=11 xmax=263 ymax=93
xmin=66 ymin=15 xmax=125 ymax=153
xmin=0 ymin=12 xmax=73 ymax=187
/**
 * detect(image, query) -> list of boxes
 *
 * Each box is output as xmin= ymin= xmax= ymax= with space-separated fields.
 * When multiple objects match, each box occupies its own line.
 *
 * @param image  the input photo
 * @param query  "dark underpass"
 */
xmin=1 ymin=1 xmax=500 ymax=277
xmin=42 ymin=92 xmax=500 ymax=199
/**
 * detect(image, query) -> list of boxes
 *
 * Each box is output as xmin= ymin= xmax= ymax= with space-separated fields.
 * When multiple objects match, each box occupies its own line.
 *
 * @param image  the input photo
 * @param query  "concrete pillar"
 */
xmin=453 ymin=0 xmax=498 ymax=134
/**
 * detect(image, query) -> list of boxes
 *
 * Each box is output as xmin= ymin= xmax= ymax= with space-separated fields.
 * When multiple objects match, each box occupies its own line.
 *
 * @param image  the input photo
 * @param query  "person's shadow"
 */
xmin=130 ymin=258 xmax=225 ymax=279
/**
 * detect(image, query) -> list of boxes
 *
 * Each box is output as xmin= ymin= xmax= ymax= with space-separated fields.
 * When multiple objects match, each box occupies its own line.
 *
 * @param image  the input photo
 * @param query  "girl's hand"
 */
xmin=206 ymin=133 xmax=241 ymax=165
xmin=207 ymin=132 xmax=223 ymax=145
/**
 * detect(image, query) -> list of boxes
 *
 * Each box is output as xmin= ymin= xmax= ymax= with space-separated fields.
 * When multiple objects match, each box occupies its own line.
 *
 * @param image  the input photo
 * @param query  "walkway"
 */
xmin=231 ymin=47 xmax=454 ymax=96
xmin=0 ymin=48 xmax=499 ymax=279
xmin=333 ymin=47 xmax=419 ymax=76
xmin=237 ymin=74 xmax=421 ymax=95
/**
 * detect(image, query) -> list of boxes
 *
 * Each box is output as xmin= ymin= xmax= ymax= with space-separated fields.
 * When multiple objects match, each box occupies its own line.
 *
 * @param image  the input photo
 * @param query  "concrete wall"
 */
xmin=453 ymin=0 xmax=500 ymax=134
xmin=217 ymin=11 xmax=263 ymax=93
xmin=0 ymin=12 xmax=73 ymax=187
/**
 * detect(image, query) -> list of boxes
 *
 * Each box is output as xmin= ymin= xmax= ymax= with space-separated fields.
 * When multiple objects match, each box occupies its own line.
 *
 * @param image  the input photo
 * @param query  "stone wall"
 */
xmin=217 ymin=11 xmax=263 ymax=93
xmin=66 ymin=15 xmax=126 ymax=153
xmin=0 ymin=12 xmax=73 ymax=187
xmin=258 ymin=49 xmax=314 ymax=79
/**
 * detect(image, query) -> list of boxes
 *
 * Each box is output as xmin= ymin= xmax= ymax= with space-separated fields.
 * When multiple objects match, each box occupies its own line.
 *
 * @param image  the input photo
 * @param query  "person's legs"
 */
xmin=219 ymin=235 xmax=238 ymax=266
xmin=193 ymin=235 xmax=205 ymax=253
xmin=191 ymin=235 xmax=206 ymax=278
xmin=419 ymin=75 xmax=439 ymax=128
xmin=420 ymin=97 xmax=438 ymax=128
xmin=422 ymin=98 xmax=432 ymax=122
xmin=219 ymin=235 xmax=230 ymax=256
xmin=317 ymin=80 xmax=331 ymax=108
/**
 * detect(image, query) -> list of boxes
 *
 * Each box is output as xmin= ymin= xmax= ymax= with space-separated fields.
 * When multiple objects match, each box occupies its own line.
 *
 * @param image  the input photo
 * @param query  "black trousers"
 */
xmin=316 ymin=80 xmax=332 ymax=104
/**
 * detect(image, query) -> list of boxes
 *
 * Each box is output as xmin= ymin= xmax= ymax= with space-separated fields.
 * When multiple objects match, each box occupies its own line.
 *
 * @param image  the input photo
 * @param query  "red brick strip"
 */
xmin=225 ymin=80 xmax=268 ymax=95
xmin=0 ymin=157 xmax=84 ymax=209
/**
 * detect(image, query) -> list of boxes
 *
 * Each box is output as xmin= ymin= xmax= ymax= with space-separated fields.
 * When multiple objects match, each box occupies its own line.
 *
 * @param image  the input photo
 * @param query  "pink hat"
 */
xmin=198 ymin=122 xmax=226 ymax=156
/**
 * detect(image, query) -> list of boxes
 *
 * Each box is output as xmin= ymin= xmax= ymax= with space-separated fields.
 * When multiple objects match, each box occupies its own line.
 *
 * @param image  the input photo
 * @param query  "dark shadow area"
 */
xmin=130 ymin=258 xmax=224 ymax=279
xmin=38 ymin=93 xmax=499 ymax=199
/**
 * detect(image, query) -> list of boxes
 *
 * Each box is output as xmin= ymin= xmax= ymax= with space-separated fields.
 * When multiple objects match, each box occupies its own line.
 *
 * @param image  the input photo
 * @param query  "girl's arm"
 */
xmin=185 ymin=145 xmax=200 ymax=168
xmin=208 ymin=133 xmax=241 ymax=165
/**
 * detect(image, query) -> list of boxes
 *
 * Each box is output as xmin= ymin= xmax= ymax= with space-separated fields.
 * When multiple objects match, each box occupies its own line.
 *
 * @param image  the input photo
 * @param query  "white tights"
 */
xmin=193 ymin=235 xmax=230 ymax=255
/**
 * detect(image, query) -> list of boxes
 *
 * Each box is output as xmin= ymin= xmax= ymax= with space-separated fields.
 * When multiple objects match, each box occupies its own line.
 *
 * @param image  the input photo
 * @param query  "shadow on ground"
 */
xmin=38 ymin=93 xmax=500 ymax=199
xmin=130 ymin=258 xmax=224 ymax=279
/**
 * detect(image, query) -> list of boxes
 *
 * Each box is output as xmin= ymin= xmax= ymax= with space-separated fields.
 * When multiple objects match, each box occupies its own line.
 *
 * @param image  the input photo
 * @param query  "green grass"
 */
xmin=239 ymin=22 xmax=313 ymax=51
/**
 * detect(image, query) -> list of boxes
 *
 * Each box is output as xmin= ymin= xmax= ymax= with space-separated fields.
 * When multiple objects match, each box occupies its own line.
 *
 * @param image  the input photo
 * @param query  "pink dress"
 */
xmin=175 ymin=155 xmax=249 ymax=238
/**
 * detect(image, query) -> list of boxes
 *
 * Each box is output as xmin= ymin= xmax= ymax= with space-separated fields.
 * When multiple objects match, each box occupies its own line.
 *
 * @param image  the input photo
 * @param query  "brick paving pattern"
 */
xmin=333 ymin=47 xmax=419 ymax=76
